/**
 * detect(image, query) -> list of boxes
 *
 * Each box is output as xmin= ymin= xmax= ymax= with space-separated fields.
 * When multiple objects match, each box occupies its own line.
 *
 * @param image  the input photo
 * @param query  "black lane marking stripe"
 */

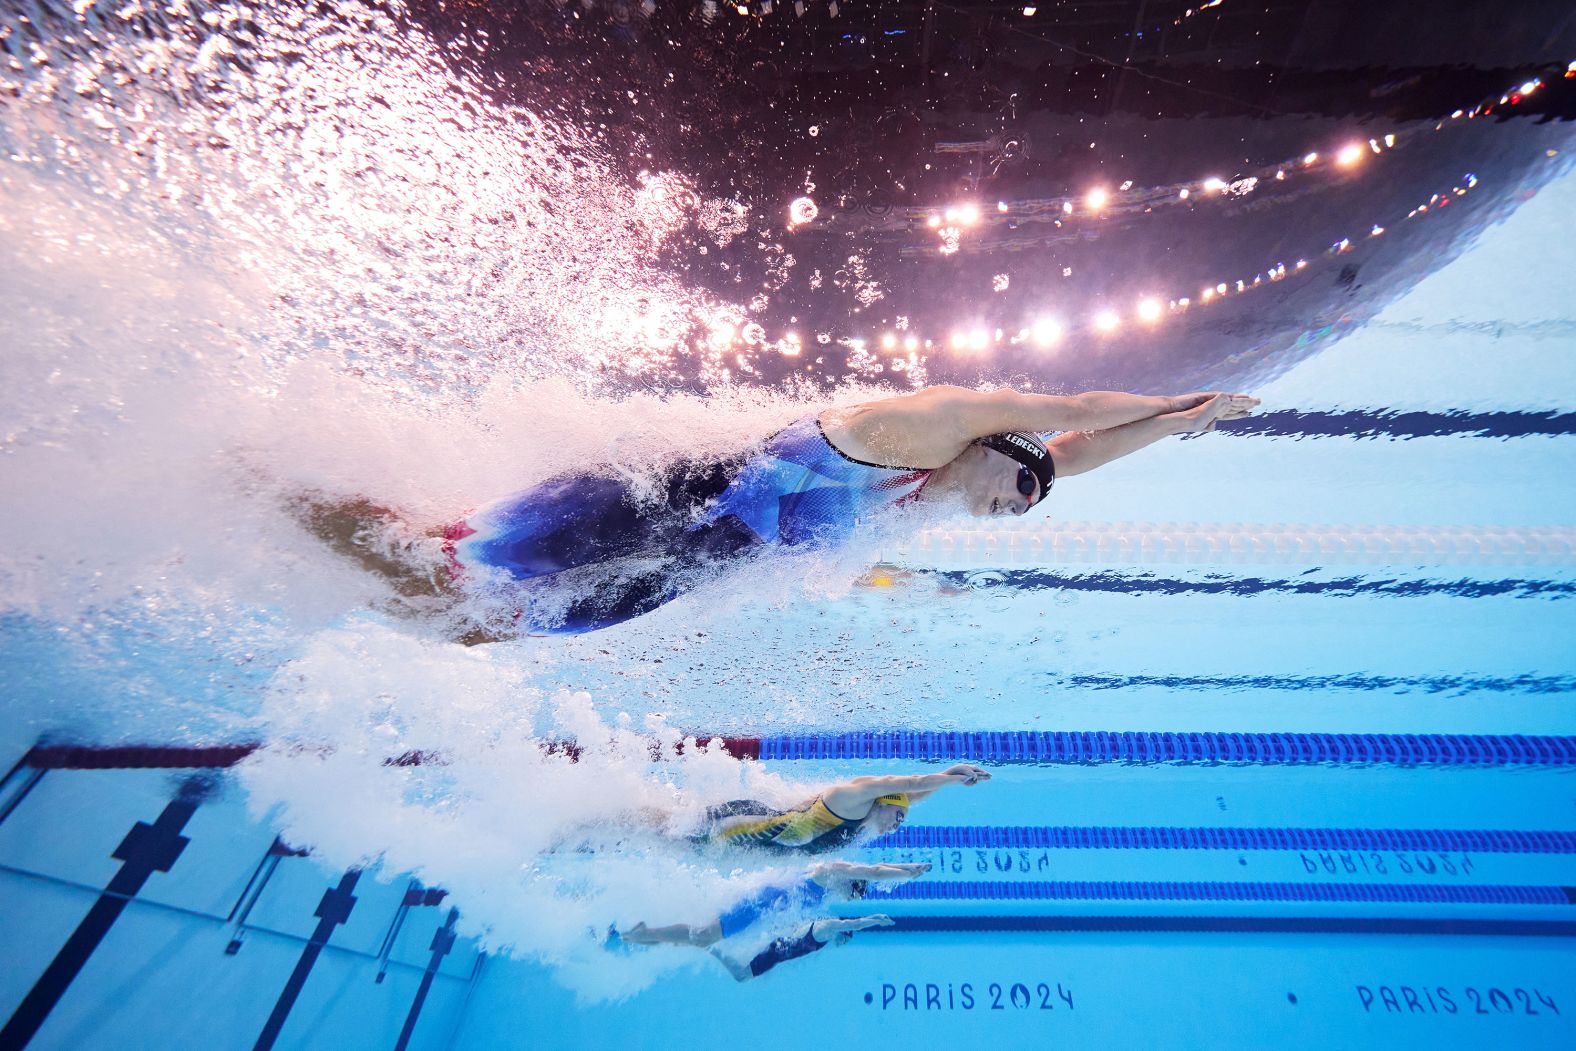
xmin=1 ymin=796 xmax=197 ymax=1049
xmin=1216 ymin=409 xmax=1576 ymax=439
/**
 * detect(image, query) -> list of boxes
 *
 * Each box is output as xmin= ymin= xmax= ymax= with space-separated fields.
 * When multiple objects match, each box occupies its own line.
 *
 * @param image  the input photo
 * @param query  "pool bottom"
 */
xmin=453 ymin=927 xmax=1576 ymax=1050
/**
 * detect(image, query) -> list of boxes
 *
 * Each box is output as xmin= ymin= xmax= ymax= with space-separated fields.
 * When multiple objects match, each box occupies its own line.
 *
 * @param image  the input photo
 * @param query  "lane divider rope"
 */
xmin=754 ymin=731 xmax=1576 ymax=765
xmin=894 ymin=522 xmax=1576 ymax=568
xmin=20 ymin=731 xmax=1576 ymax=768
xmin=870 ymin=915 xmax=1576 ymax=936
xmin=868 ymin=825 xmax=1576 ymax=854
xmin=870 ymin=879 xmax=1576 ymax=905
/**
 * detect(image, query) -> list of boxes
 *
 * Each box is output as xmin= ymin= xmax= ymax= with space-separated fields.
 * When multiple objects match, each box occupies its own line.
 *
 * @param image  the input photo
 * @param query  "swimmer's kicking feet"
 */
xmin=293 ymin=387 xmax=1258 ymax=637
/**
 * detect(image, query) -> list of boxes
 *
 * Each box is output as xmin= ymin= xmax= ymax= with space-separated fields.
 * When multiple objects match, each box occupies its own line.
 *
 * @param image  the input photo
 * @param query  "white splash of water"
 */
xmin=240 ymin=619 xmax=824 ymax=999
xmin=0 ymin=1 xmax=957 ymax=998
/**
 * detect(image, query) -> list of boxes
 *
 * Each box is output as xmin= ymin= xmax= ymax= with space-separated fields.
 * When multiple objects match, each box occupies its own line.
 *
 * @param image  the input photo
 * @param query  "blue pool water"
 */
xmin=3 ymin=1 xmax=1576 ymax=1048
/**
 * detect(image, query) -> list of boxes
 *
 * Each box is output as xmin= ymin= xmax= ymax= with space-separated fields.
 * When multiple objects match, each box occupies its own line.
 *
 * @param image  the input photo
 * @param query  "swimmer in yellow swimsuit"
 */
xmin=700 ymin=763 xmax=992 ymax=853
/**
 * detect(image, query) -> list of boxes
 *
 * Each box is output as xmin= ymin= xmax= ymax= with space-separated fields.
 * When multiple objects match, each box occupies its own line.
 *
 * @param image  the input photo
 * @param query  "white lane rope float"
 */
xmin=891 ymin=521 xmax=1576 ymax=569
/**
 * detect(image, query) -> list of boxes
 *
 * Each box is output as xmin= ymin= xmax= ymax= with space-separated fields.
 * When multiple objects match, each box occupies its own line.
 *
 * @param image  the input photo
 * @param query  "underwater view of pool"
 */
xmin=2 ymin=1 xmax=1575 ymax=1047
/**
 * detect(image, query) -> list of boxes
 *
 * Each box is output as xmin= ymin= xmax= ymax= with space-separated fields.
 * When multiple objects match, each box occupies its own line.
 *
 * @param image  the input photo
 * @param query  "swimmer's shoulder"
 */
xmin=818 ymin=388 xmax=971 ymax=469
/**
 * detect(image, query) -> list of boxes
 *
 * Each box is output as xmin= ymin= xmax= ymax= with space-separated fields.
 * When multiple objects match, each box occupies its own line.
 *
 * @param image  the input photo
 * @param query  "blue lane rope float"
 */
xmin=755 ymin=731 xmax=1576 ymax=765
xmin=871 ymin=916 xmax=1576 ymax=937
xmin=867 ymin=880 xmax=1576 ymax=906
xmin=868 ymin=825 xmax=1576 ymax=854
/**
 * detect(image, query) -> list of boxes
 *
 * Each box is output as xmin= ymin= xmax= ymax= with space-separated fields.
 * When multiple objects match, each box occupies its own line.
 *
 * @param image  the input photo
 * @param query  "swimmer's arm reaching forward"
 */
xmin=822 ymin=763 xmax=992 ymax=815
xmin=827 ymin=386 xmax=1258 ymax=468
xmin=807 ymin=860 xmax=932 ymax=885
xmin=1047 ymin=392 xmax=1257 ymax=476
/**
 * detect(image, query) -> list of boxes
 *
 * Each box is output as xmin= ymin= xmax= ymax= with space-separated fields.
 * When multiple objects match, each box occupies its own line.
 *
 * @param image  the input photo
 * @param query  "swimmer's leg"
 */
xmin=543 ymin=806 xmax=675 ymax=851
xmin=542 ymin=514 xmax=766 ymax=634
xmin=709 ymin=949 xmax=754 ymax=982
xmin=287 ymin=494 xmax=453 ymax=599
xmin=619 ymin=920 xmax=723 ymax=947
xmin=459 ymin=476 xmax=683 ymax=581
xmin=544 ymin=562 xmax=685 ymax=634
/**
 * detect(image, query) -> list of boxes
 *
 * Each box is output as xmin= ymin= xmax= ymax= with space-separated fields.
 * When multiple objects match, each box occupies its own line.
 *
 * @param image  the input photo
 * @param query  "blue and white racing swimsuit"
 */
xmin=692 ymin=416 xmax=932 ymax=549
xmin=442 ymin=415 xmax=930 ymax=632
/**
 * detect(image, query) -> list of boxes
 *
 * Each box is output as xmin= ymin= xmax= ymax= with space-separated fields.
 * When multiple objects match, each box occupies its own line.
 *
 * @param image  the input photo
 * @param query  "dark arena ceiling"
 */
xmin=410 ymin=0 xmax=1576 ymax=391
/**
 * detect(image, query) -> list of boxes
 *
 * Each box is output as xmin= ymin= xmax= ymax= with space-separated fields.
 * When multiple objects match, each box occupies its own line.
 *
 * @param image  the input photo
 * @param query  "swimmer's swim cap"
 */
xmin=976 ymin=431 xmax=1054 ymax=507
xmin=874 ymin=793 xmax=911 ymax=808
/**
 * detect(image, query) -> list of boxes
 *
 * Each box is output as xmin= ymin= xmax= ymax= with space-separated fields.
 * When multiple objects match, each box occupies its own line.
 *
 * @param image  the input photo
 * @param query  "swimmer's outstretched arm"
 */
xmin=822 ymin=763 xmax=991 ymax=816
xmin=808 ymin=860 xmax=931 ymax=884
xmin=831 ymin=386 xmax=1256 ymax=467
xmin=1048 ymin=392 xmax=1256 ymax=477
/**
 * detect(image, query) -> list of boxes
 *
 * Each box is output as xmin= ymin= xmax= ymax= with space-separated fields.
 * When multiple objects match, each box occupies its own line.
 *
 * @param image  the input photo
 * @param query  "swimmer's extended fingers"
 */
xmin=884 ymin=862 xmax=932 ymax=879
xmin=1219 ymin=394 xmax=1261 ymax=419
xmin=943 ymin=762 xmax=993 ymax=784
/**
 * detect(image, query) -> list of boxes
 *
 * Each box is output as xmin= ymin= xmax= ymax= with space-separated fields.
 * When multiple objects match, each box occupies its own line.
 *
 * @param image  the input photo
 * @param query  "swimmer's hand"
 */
xmin=810 ymin=860 xmax=931 ymax=884
xmin=819 ymin=915 xmax=894 ymax=938
xmin=866 ymin=862 xmax=932 ymax=882
xmin=1171 ymin=391 xmax=1261 ymax=414
xmin=943 ymin=763 xmax=992 ymax=785
xmin=1172 ymin=392 xmax=1260 ymax=433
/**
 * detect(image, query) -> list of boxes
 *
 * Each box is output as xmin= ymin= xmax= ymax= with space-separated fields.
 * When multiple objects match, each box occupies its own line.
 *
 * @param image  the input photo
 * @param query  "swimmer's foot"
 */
xmin=603 ymin=924 xmax=643 ymax=953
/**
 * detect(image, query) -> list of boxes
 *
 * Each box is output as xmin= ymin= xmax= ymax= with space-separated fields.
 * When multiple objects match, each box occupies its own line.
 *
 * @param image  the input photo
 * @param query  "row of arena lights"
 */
xmin=1026 ymin=0 xmax=1226 ymax=31
xmin=716 ymin=0 xmax=1223 ymax=23
xmin=786 ymin=65 xmax=1571 ymax=248
xmin=766 ymin=156 xmax=1487 ymax=364
xmin=549 ymin=0 xmax=842 ymax=18
xmin=708 ymin=0 xmax=839 ymax=17
xmin=724 ymin=62 xmax=1572 ymax=373
xmin=917 ymin=163 xmax=1484 ymax=355
xmin=709 ymin=155 xmax=1496 ymax=373
xmin=784 ymin=134 xmax=1395 ymax=245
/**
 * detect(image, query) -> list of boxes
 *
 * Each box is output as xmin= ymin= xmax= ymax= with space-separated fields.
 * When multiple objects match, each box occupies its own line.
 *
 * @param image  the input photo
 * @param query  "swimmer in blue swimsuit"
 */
xmin=293 ymin=387 xmax=1259 ymax=637
xmin=616 ymin=859 xmax=923 ymax=969
xmin=720 ymin=916 xmax=893 ymax=982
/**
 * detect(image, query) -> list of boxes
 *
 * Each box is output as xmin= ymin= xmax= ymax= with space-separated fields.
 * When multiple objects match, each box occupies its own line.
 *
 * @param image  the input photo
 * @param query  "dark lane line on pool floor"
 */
xmin=1044 ymin=672 xmax=1576 ymax=695
xmin=1216 ymin=408 xmax=1576 ymax=439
